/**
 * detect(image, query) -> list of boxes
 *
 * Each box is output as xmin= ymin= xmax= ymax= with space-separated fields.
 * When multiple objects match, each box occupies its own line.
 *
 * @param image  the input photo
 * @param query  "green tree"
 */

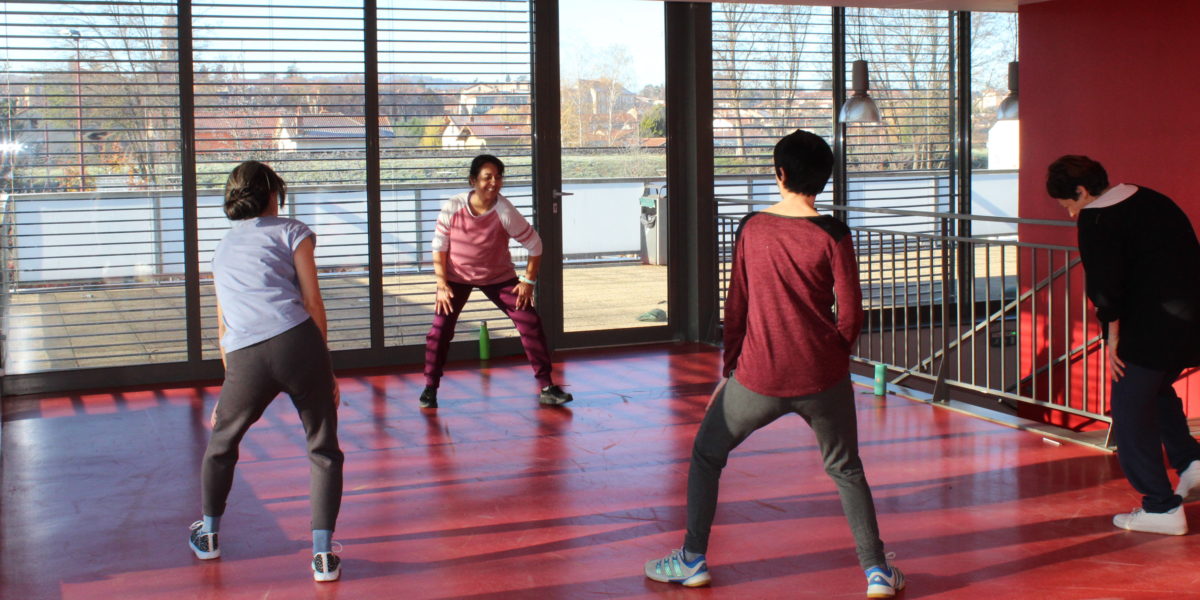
xmin=639 ymin=104 xmax=665 ymax=138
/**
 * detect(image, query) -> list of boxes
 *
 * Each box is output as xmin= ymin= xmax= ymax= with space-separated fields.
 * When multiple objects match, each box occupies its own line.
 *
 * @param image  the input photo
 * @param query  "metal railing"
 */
xmin=0 ymin=175 xmax=665 ymax=374
xmin=717 ymin=194 xmax=1114 ymax=440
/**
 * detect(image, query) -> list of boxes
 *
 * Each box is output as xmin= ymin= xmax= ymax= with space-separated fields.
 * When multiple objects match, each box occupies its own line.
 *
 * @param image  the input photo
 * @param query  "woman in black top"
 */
xmin=1047 ymin=155 xmax=1200 ymax=535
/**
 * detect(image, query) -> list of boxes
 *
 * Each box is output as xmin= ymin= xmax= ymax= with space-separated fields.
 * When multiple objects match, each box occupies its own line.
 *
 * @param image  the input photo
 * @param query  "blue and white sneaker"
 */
xmin=865 ymin=559 xmax=905 ymax=598
xmin=644 ymin=547 xmax=711 ymax=587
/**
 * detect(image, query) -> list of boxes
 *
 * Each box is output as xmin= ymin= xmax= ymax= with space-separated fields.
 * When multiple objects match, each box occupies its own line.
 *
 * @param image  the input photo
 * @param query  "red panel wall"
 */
xmin=1019 ymin=0 xmax=1200 ymax=416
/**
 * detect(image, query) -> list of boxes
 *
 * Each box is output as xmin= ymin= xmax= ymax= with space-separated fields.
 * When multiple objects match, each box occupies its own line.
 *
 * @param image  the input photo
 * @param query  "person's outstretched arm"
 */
xmin=496 ymin=196 xmax=543 ymax=309
xmin=432 ymin=250 xmax=454 ymax=315
xmin=294 ymin=236 xmax=327 ymax=340
xmin=216 ymin=301 xmax=227 ymax=367
xmin=830 ymin=234 xmax=864 ymax=350
xmin=431 ymin=197 xmax=461 ymax=315
xmin=722 ymin=214 xmax=756 ymax=377
xmin=1077 ymin=216 xmax=1127 ymax=379
xmin=294 ymin=235 xmax=339 ymax=407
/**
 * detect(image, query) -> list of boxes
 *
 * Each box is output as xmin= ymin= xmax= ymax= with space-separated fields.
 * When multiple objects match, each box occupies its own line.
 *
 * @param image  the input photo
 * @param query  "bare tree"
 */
xmin=713 ymin=3 xmax=755 ymax=157
xmin=847 ymin=8 xmax=954 ymax=172
xmin=69 ymin=6 xmax=182 ymax=189
xmin=593 ymin=45 xmax=633 ymax=147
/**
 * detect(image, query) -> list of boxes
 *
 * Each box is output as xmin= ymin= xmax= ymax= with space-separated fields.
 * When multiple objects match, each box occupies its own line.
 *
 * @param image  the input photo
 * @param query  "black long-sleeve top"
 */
xmin=1076 ymin=185 xmax=1200 ymax=370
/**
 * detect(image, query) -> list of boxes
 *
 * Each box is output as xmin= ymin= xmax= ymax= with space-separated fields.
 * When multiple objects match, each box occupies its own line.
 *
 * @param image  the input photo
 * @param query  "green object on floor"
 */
xmin=874 ymin=363 xmax=887 ymax=396
xmin=637 ymin=308 xmax=667 ymax=322
xmin=479 ymin=321 xmax=490 ymax=360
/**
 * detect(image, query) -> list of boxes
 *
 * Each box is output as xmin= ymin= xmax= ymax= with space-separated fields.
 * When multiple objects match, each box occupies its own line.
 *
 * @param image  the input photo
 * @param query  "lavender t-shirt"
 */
xmin=212 ymin=216 xmax=315 ymax=352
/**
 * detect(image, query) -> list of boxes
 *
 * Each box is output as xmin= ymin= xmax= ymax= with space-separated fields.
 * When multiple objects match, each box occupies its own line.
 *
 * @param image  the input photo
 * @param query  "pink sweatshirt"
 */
xmin=432 ymin=191 xmax=543 ymax=286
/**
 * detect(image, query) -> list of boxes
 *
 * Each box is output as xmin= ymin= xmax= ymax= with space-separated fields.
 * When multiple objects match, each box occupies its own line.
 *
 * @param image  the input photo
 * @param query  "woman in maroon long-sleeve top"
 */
xmin=644 ymin=130 xmax=904 ymax=599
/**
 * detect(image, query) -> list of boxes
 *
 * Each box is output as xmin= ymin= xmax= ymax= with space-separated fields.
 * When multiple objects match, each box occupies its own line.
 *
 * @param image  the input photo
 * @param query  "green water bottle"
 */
xmin=479 ymin=321 xmax=491 ymax=360
xmin=873 ymin=363 xmax=887 ymax=396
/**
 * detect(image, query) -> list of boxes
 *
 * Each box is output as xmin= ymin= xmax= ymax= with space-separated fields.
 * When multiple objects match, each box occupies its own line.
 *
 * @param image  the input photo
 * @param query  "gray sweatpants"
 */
xmin=684 ymin=374 xmax=887 ymax=569
xmin=201 ymin=318 xmax=344 ymax=531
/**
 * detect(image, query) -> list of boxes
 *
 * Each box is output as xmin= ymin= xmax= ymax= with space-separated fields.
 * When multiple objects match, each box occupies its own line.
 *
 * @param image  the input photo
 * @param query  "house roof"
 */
xmin=460 ymin=82 xmax=530 ymax=96
xmin=445 ymin=114 xmax=530 ymax=140
xmin=289 ymin=114 xmax=396 ymax=139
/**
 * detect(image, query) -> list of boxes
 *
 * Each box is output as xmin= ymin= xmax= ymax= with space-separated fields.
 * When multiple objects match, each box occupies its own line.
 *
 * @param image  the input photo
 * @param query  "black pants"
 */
xmin=685 ymin=374 xmax=887 ymax=569
xmin=1112 ymin=362 xmax=1200 ymax=513
xmin=201 ymin=319 xmax=344 ymax=531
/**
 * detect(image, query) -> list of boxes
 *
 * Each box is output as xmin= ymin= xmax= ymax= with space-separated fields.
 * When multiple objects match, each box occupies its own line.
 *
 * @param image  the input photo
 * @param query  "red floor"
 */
xmin=1 ymin=343 xmax=1195 ymax=599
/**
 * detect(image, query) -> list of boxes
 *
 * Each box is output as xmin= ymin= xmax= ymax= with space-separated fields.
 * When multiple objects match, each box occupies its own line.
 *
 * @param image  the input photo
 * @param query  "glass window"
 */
xmin=377 ymin=0 xmax=533 ymax=347
xmin=2 ymin=0 xmax=184 ymax=373
xmin=560 ymin=0 xmax=667 ymax=333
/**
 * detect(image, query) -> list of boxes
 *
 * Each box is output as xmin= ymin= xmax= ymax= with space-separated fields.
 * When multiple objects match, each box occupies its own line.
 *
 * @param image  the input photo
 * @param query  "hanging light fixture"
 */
xmin=997 ymin=61 xmax=1019 ymax=120
xmin=839 ymin=59 xmax=881 ymax=123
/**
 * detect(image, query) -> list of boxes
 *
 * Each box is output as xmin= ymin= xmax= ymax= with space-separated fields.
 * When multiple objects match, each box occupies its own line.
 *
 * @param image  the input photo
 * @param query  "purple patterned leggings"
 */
xmin=424 ymin=277 xmax=553 ymax=389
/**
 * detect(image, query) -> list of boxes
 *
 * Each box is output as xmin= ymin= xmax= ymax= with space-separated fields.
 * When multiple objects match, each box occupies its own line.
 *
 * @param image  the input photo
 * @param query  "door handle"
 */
xmin=551 ymin=190 xmax=572 ymax=214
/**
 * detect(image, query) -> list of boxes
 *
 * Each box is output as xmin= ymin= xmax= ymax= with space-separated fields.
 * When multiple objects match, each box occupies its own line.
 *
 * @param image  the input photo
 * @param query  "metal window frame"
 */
xmin=1 ymin=1 xmax=1001 ymax=398
xmin=1 ymin=0 xmax=681 ymax=397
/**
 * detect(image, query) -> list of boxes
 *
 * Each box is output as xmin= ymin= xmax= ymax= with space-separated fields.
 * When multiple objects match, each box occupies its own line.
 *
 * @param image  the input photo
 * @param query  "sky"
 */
xmin=559 ymin=0 xmax=665 ymax=90
xmin=1 ymin=0 xmax=667 ymax=88
xmin=1 ymin=0 xmax=1008 ymax=94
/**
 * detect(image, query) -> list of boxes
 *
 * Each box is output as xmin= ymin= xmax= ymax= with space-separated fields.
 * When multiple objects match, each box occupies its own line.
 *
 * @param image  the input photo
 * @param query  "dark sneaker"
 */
xmin=188 ymin=520 xmax=220 ymax=560
xmin=313 ymin=546 xmax=342 ymax=582
xmin=419 ymin=386 xmax=438 ymax=409
xmin=538 ymin=385 xmax=573 ymax=406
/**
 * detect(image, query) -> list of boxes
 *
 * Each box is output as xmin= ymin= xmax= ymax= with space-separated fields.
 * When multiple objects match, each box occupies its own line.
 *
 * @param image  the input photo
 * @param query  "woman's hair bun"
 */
xmin=223 ymin=186 xmax=261 ymax=220
xmin=223 ymin=161 xmax=287 ymax=220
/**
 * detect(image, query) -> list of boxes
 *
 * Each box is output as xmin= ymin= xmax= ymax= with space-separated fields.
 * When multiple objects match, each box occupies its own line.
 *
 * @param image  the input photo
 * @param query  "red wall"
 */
xmin=1019 ymin=0 xmax=1200 ymax=413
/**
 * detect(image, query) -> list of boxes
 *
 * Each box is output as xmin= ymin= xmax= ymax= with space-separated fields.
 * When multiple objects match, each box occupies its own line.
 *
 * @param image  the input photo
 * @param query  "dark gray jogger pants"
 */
xmin=684 ymin=374 xmax=887 ymax=569
xmin=202 ymin=318 xmax=344 ymax=531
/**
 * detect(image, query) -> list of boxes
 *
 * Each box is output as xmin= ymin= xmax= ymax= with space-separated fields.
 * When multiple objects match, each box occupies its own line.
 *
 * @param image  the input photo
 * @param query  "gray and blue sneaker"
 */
xmin=865 ymin=562 xmax=905 ymax=598
xmin=644 ymin=547 xmax=711 ymax=587
xmin=188 ymin=520 xmax=220 ymax=560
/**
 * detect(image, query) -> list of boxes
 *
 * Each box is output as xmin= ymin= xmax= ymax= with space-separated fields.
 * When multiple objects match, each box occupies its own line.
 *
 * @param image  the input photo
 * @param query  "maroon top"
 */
xmin=723 ymin=212 xmax=864 ymax=397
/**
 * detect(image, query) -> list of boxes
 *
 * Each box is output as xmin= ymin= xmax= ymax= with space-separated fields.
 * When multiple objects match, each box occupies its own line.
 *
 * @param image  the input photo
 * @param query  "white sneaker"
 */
xmin=1176 ymin=460 xmax=1200 ymax=501
xmin=1112 ymin=506 xmax=1187 ymax=535
xmin=312 ymin=543 xmax=343 ymax=582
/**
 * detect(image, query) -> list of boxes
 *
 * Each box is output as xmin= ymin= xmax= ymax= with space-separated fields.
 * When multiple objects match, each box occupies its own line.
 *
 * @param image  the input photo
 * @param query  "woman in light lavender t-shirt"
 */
xmin=189 ymin=161 xmax=345 ymax=583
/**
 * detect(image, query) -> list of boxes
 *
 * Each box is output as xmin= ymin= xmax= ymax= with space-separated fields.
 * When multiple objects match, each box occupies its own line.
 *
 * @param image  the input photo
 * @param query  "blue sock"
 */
xmin=203 ymin=515 xmax=220 ymax=533
xmin=313 ymin=529 xmax=333 ymax=554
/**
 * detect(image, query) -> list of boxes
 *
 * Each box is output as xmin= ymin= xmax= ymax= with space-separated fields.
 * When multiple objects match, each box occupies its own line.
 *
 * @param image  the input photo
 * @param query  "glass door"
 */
xmin=555 ymin=0 xmax=668 ymax=335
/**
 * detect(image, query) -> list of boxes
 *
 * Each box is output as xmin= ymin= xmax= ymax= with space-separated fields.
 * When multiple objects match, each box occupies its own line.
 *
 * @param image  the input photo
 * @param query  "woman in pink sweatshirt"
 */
xmin=417 ymin=154 xmax=572 ymax=409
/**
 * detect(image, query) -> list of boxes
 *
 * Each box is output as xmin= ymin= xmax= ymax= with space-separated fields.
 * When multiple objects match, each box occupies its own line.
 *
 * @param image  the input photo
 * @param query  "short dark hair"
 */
xmin=224 ymin=161 xmax=287 ymax=220
xmin=773 ymin=130 xmax=833 ymax=197
xmin=469 ymin=154 xmax=505 ymax=181
xmin=1046 ymin=155 xmax=1109 ymax=200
